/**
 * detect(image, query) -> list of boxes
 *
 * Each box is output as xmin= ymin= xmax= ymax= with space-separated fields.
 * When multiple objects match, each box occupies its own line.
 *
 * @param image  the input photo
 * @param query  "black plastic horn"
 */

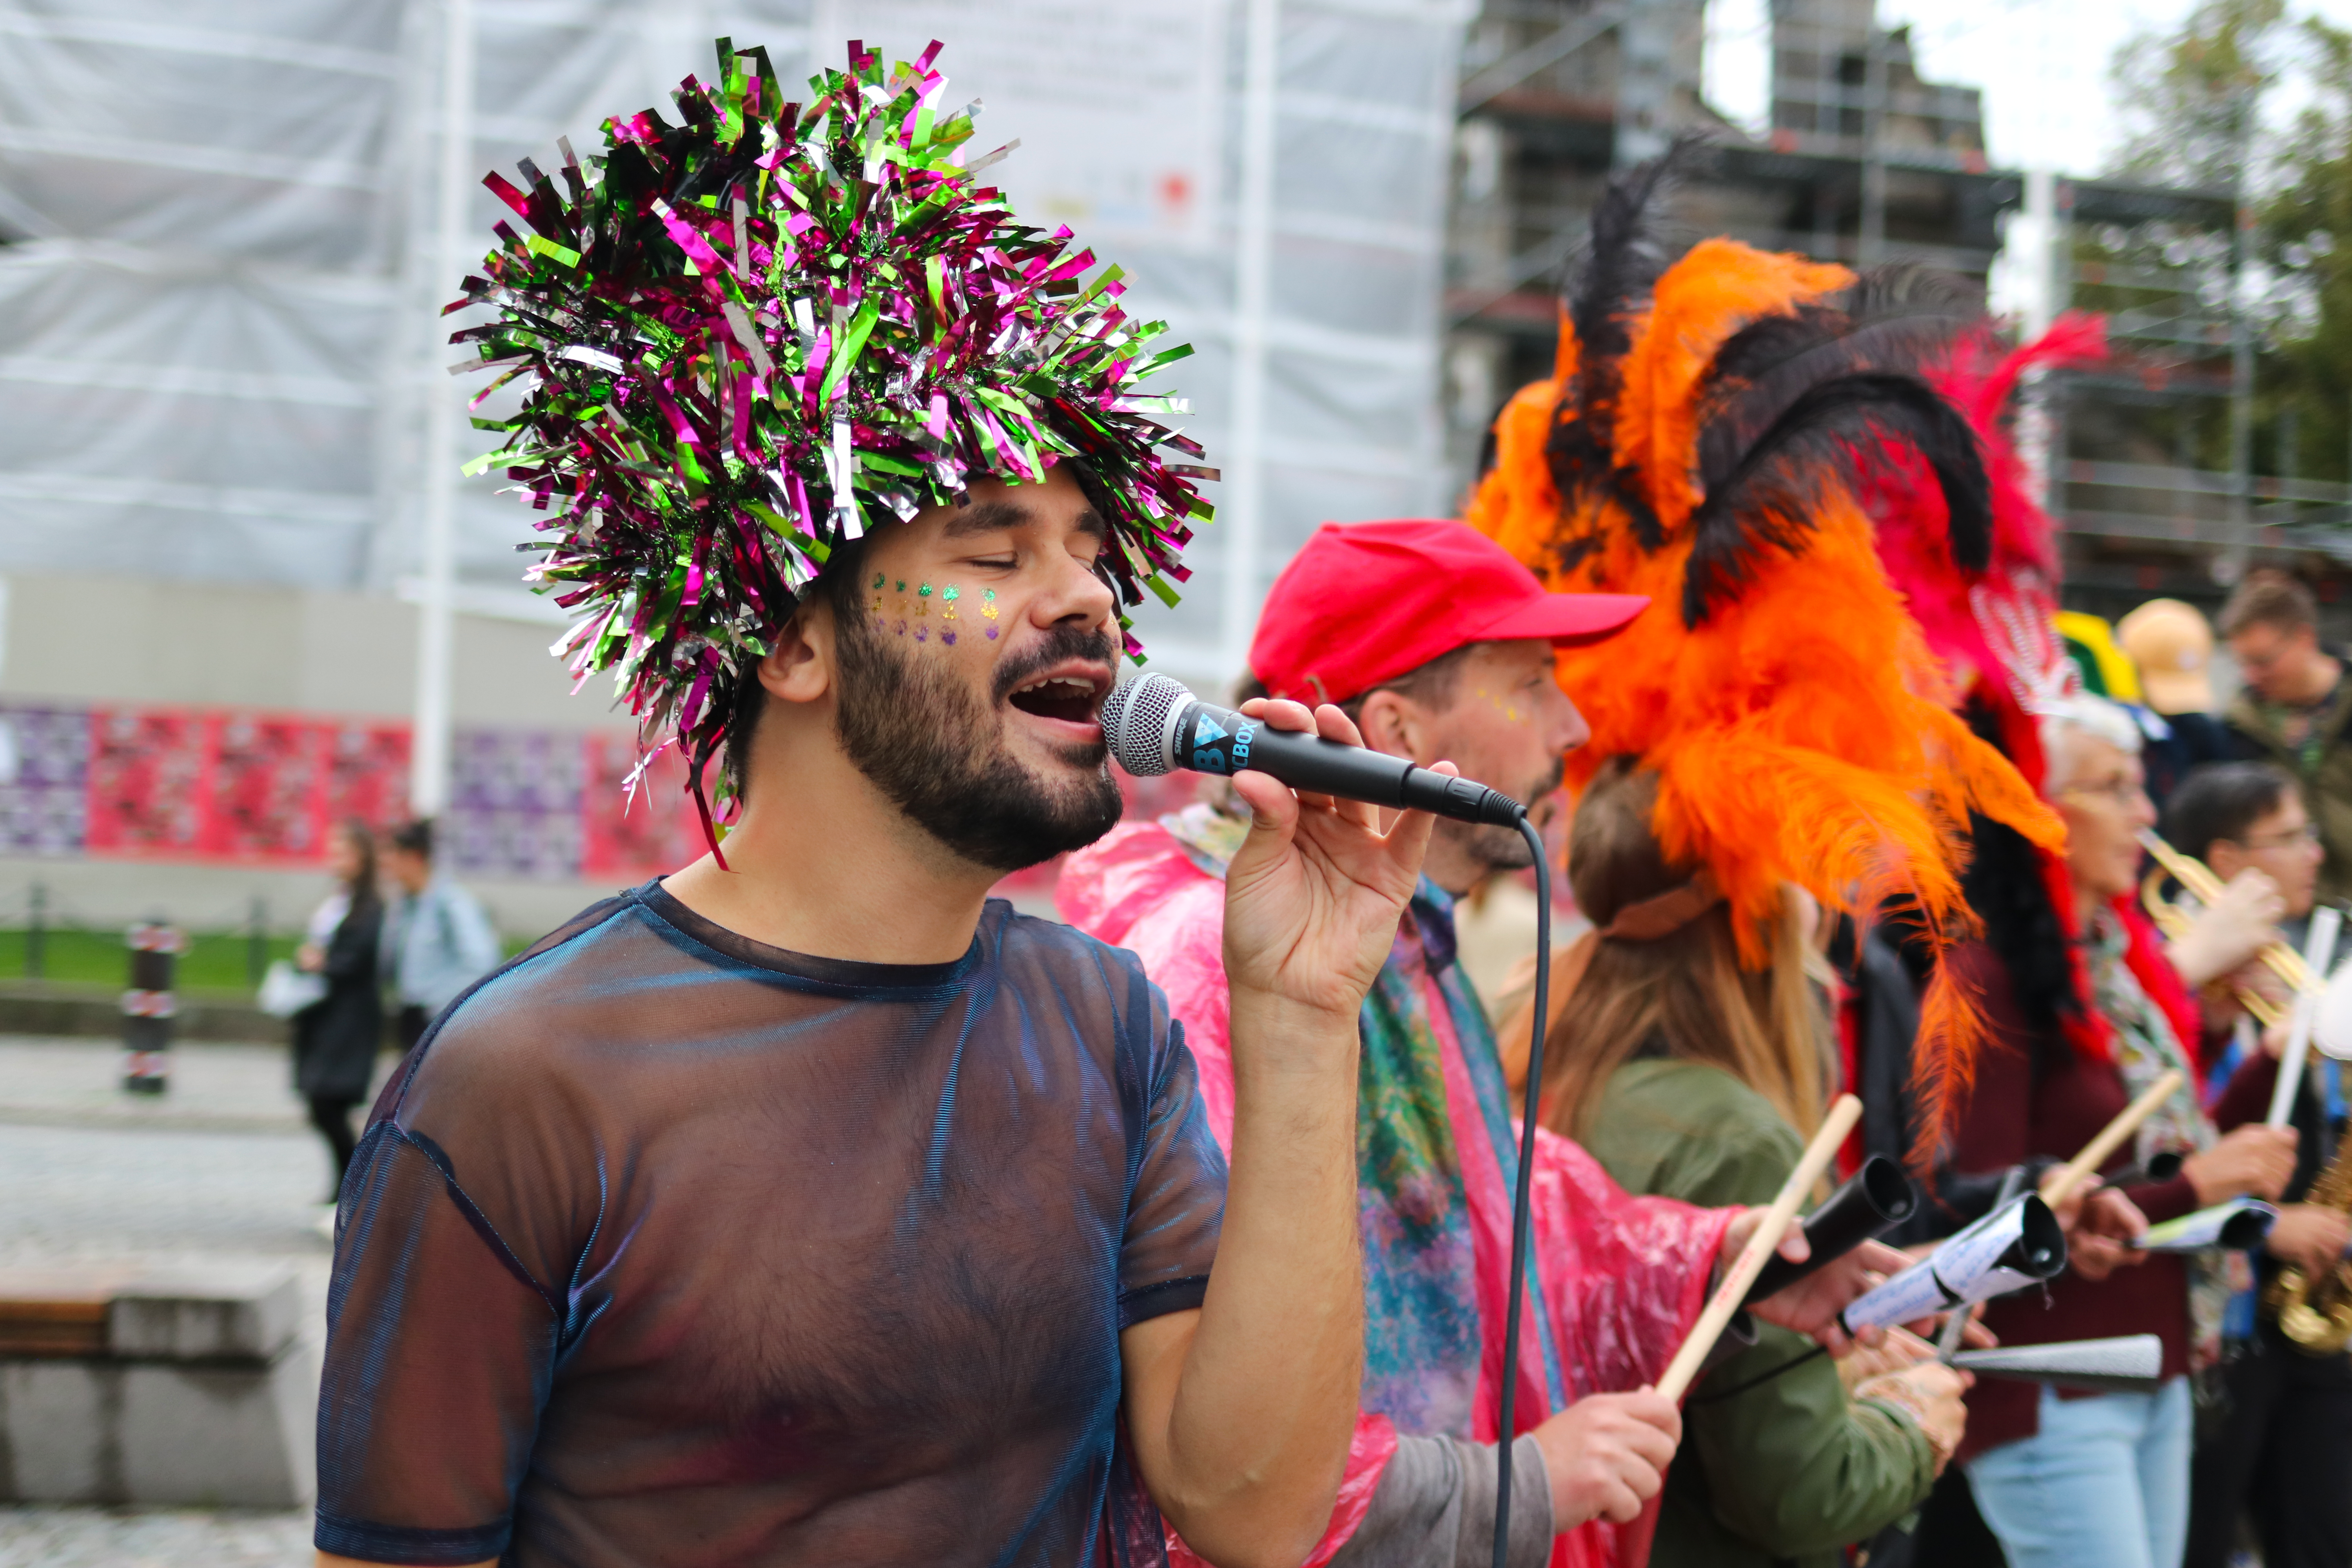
xmin=1744 ymin=1154 xmax=1917 ymax=1305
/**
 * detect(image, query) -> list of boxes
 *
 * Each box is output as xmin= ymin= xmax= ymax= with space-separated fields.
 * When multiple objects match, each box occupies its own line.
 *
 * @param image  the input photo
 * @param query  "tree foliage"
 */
xmin=2100 ymin=0 xmax=2352 ymax=487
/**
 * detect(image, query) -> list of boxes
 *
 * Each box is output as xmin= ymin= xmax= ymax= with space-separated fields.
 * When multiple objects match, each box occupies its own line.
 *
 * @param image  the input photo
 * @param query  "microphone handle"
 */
xmin=1175 ymin=701 xmax=1521 ymax=826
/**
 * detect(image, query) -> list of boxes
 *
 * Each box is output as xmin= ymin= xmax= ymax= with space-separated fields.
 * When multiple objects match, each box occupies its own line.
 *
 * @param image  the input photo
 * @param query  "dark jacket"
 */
xmin=2225 ymin=655 xmax=2352 ymax=904
xmin=1943 ymin=940 xmax=2200 ymax=1459
xmin=2141 ymin=709 xmax=2235 ymax=814
xmin=294 ymin=895 xmax=384 ymax=1100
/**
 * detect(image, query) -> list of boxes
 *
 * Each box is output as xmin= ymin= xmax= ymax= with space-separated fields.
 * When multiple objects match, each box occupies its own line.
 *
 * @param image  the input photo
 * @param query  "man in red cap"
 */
xmin=1061 ymin=520 xmax=1900 ymax=1568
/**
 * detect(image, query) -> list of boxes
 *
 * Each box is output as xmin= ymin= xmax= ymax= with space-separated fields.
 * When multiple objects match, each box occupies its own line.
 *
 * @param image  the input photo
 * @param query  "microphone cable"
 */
xmin=1492 ymin=813 xmax=1549 ymax=1568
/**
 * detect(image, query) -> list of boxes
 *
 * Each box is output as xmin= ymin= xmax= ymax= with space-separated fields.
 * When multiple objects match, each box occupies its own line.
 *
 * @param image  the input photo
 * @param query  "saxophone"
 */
xmin=2265 ymin=1116 xmax=2352 ymax=1354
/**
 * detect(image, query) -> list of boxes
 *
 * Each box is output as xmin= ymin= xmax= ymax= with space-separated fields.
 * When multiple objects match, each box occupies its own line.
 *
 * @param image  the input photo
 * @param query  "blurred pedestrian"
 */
xmin=379 ymin=817 xmax=501 ymax=1053
xmin=2220 ymin=571 xmax=2352 ymax=901
xmin=293 ymin=818 xmax=384 ymax=1207
xmin=2118 ymin=598 xmax=2232 ymax=810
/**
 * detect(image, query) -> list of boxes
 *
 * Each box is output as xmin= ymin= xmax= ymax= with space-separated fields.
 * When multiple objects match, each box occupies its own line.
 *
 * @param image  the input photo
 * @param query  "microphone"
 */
xmin=1100 ymin=673 xmax=1527 ymax=827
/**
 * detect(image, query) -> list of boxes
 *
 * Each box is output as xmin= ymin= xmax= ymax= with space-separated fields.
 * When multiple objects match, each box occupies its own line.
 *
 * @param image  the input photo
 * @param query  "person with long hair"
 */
xmin=292 ymin=817 xmax=384 ymax=1208
xmin=1520 ymin=758 xmax=1968 ymax=1568
xmin=1939 ymin=696 xmax=2294 ymax=1568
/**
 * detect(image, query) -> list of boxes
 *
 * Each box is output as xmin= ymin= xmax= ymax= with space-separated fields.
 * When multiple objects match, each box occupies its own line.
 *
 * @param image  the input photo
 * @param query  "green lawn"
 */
xmin=0 ymin=926 xmax=538 ymax=997
xmin=0 ymin=926 xmax=301 ymax=996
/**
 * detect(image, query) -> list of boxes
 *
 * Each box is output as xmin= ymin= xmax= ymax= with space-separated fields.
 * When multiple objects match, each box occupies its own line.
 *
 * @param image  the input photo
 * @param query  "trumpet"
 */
xmin=2136 ymin=829 xmax=2316 ymax=1028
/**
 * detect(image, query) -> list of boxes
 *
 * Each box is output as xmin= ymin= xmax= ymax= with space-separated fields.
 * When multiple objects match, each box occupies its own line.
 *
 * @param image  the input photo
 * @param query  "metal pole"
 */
xmin=1218 ymin=0 xmax=1278 ymax=685
xmin=2016 ymin=168 xmax=2062 ymax=508
xmin=2226 ymin=89 xmax=2256 ymax=577
xmin=247 ymin=895 xmax=267 ymax=989
xmin=411 ymin=0 xmax=475 ymax=817
xmin=1858 ymin=26 xmax=1887 ymax=269
xmin=26 ymin=880 xmax=44 ymax=981
xmin=2282 ymin=404 xmax=2299 ymax=528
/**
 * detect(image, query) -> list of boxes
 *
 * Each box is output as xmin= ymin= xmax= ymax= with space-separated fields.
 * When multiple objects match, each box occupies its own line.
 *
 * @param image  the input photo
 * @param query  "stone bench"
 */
xmin=0 ymin=1263 xmax=312 ymax=1507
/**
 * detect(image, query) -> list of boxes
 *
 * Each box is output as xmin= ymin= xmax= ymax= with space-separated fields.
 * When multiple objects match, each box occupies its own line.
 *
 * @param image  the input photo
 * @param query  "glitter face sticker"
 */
xmin=1474 ymin=683 xmax=1525 ymax=724
xmin=940 ymin=584 xmax=960 ymax=645
xmin=983 ymin=588 xmax=1000 ymax=640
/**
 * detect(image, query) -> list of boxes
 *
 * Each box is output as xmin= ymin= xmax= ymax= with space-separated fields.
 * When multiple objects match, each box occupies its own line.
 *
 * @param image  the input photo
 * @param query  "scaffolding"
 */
xmin=1443 ymin=0 xmax=2019 ymax=497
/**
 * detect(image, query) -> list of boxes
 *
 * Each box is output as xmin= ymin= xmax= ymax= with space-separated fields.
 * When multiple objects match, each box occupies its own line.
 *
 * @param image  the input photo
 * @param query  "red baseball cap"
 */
xmin=1249 ymin=520 xmax=1648 ymax=706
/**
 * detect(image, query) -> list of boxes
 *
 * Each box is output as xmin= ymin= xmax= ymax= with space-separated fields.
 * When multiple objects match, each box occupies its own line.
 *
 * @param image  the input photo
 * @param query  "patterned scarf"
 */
xmin=1161 ymin=806 xmax=1567 ymax=1437
xmin=2082 ymin=906 xmax=2247 ymax=1369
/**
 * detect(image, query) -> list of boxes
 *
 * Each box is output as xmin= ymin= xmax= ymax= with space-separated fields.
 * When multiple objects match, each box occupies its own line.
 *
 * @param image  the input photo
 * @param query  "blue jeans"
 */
xmin=1967 ymin=1378 xmax=2194 ymax=1568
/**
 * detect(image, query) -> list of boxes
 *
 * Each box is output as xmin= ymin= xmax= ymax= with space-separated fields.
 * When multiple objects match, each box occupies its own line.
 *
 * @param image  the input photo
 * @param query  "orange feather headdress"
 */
xmin=1465 ymin=145 xmax=2064 ymax=1147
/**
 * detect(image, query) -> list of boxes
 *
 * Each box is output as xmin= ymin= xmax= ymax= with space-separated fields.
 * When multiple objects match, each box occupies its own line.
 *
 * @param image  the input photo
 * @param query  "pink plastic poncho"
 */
xmin=1060 ymin=816 xmax=1736 ymax=1568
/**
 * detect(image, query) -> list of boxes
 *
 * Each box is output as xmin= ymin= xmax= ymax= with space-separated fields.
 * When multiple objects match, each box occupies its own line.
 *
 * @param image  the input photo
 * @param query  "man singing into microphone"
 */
xmin=312 ymin=45 xmax=1423 ymax=1568
xmin=1062 ymin=521 xmax=1901 ymax=1567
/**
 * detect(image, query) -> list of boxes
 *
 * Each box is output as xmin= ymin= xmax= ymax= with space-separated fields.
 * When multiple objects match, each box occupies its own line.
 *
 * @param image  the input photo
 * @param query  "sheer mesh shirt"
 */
xmin=315 ymin=883 xmax=1225 ymax=1567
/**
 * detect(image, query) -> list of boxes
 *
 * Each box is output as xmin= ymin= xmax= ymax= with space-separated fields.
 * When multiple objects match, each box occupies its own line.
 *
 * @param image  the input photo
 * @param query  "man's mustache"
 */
xmin=991 ymin=624 xmax=1120 ymax=705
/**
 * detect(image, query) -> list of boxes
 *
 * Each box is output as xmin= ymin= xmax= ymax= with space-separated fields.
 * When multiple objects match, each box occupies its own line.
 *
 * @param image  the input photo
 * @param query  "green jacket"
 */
xmin=1580 ymin=1058 xmax=1936 ymax=1568
xmin=2225 ymin=674 xmax=2352 ymax=905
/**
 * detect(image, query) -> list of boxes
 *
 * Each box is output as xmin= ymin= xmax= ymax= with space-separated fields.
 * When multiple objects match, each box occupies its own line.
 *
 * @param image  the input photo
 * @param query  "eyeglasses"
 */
xmin=2057 ymin=778 xmax=2150 ymax=808
xmin=2238 ymin=823 xmax=2323 ymax=850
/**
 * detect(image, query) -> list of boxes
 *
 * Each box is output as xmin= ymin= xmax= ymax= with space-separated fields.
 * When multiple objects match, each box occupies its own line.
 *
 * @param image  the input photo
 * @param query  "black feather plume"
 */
xmin=1544 ymin=135 xmax=1705 ymax=550
xmin=1681 ymin=371 xmax=1991 ymax=624
xmin=1695 ymin=264 xmax=1978 ymax=499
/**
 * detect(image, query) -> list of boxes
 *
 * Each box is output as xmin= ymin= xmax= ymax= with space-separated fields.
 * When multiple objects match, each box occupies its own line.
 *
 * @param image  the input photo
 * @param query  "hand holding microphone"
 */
xmin=1100 ymin=674 xmax=1528 ymax=826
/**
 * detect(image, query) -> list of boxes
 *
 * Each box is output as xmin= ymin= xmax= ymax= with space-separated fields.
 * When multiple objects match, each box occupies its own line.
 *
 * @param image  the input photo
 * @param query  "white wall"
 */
xmin=0 ymin=573 xmax=629 ymax=942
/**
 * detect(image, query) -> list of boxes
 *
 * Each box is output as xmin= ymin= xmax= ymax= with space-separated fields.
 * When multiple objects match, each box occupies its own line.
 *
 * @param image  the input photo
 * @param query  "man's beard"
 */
xmin=1436 ymin=751 xmax=1566 ymax=875
xmin=833 ymin=609 xmax=1124 ymax=873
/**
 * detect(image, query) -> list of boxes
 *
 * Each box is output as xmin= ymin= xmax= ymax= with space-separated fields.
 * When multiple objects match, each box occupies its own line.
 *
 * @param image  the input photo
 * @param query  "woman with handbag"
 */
xmin=292 ymin=819 xmax=385 ymax=1210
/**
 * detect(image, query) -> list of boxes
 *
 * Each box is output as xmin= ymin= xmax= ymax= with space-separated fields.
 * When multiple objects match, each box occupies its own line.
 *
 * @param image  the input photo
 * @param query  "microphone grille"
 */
xmin=1100 ymin=673 xmax=1188 ymax=778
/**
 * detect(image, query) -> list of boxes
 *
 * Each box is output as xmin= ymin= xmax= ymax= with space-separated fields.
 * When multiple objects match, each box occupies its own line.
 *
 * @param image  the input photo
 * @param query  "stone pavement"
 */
xmin=0 ymin=1037 xmax=360 ymax=1565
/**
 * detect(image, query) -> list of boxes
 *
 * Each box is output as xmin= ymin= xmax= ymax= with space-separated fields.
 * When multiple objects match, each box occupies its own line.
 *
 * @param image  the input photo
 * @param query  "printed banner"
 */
xmin=579 ymin=735 xmax=698 ymax=883
xmin=0 ymin=700 xmax=685 ymax=882
xmin=327 ymin=722 xmax=412 ymax=833
xmin=0 ymin=705 xmax=91 ymax=855
xmin=450 ymin=729 xmax=584 ymax=881
xmin=205 ymin=713 xmax=329 ymax=862
xmin=85 ymin=707 xmax=212 ymax=858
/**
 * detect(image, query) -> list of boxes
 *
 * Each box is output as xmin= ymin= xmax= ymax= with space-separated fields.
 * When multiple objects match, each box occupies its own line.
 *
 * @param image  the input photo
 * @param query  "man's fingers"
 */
xmin=1851 ymin=1238 xmax=1911 ymax=1277
xmin=1601 ymin=1477 xmax=1645 ymax=1524
xmin=1227 ymin=770 xmax=1297 ymax=837
xmin=1622 ymin=1388 xmax=1683 ymax=1443
xmin=1617 ymin=1417 xmax=1678 ymax=1471
xmin=1312 ymin=701 xmax=1366 ymax=750
xmin=1307 ymin=703 xmax=1378 ymax=828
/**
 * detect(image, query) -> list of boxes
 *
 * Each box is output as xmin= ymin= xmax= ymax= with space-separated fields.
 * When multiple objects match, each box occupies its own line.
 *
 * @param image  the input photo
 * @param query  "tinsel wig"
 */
xmin=451 ymin=39 xmax=1214 ymax=850
xmin=1465 ymin=143 xmax=2064 ymax=1146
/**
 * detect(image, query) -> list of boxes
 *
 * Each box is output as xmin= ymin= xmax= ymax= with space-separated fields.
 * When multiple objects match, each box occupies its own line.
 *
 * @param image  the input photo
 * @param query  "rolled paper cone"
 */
xmin=2271 ymin=907 xmax=2345 ymax=1128
xmin=1655 ymin=1094 xmax=1862 ymax=1403
xmin=1744 ymin=1155 xmax=1916 ymax=1305
xmin=2042 ymin=1069 xmax=2185 ymax=1206
xmin=1839 ymin=1194 xmax=2068 ymax=1336
xmin=2132 ymin=1198 xmax=2278 ymax=1253
xmin=1952 ymin=1333 xmax=2164 ymax=1395
xmin=1938 ymin=1166 xmax=2027 ymax=1362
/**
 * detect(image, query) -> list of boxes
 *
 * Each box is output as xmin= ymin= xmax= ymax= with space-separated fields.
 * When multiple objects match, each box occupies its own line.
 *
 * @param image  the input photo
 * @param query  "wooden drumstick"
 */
xmin=1655 ymin=1093 xmax=1862 ymax=1402
xmin=2039 ymin=1070 xmax=2183 ymax=1207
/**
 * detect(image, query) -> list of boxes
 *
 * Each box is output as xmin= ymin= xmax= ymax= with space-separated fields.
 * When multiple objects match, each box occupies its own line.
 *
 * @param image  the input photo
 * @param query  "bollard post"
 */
xmin=121 ymin=920 xmax=187 ymax=1096
xmin=26 ymin=881 xmax=45 ymax=981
